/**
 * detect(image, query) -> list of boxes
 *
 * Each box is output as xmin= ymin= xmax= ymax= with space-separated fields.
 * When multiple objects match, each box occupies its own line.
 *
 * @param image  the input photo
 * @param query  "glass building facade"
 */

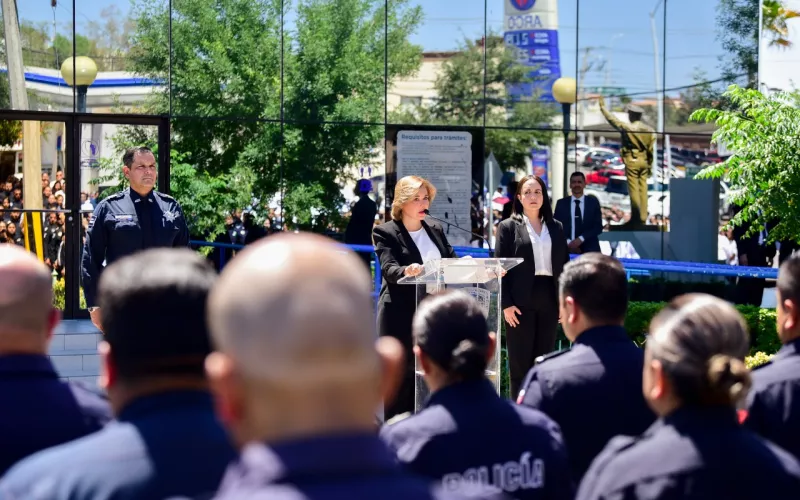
xmin=0 ymin=0 xmax=760 ymax=317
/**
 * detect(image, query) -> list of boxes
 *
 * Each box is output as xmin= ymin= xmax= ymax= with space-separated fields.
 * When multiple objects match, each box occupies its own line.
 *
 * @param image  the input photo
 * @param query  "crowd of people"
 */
xmin=0 ymin=172 xmax=98 ymax=277
xmin=0 ymin=221 xmax=800 ymax=498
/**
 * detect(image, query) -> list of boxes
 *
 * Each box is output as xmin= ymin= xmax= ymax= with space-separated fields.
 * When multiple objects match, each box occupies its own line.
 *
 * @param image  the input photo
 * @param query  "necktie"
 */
xmin=138 ymin=198 xmax=153 ymax=248
xmin=574 ymin=199 xmax=583 ymax=240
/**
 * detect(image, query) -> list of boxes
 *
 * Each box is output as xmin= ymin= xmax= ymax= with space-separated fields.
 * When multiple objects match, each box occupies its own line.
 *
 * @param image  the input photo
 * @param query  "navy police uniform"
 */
xmin=81 ymin=188 xmax=189 ymax=307
xmin=213 ymin=432 xmax=499 ymax=499
xmin=381 ymin=378 xmax=574 ymax=499
xmin=517 ymin=326 xmax=655 ymax=481
xmin=0 ymin=354 xmax=111 ymax=476
xmin=743 ymin=338 xmax=800 ymax=461
xmin=576 ymin=406 xmax=800 ymax=499
xmin=0 ymin=390 xmax=236 ymax=500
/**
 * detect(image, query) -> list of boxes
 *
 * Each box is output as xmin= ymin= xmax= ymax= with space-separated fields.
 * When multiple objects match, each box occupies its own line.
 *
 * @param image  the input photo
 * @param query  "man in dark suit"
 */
xmin=345 ymin=179 xmax=378 ymax=270
xmin=733 ymin=204 xmax=777 ymax=306
xmin=554 ymin=172 xmax=602 ymax=254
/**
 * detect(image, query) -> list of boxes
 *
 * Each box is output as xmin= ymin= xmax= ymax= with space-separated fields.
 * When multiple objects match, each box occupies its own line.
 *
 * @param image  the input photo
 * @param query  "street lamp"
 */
xmin=552 ymin=77 xmax=577 ymax=198
xmin=60 ymin=56 xmax=98 ymax=113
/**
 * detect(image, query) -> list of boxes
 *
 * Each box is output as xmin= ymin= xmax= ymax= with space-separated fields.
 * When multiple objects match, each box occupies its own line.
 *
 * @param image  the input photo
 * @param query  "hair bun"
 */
xmin=706 ymin=354 xmax=751 ymax=404
xmin=449 ymin=339 xmax=487 ymax=380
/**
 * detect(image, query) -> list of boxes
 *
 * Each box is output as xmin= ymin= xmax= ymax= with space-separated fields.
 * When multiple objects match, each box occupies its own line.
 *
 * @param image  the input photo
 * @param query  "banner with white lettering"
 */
xmin=504 ymin=0 xmax=561 ymax=102
xmin=396 ymin=131 xmax=472 ymax=247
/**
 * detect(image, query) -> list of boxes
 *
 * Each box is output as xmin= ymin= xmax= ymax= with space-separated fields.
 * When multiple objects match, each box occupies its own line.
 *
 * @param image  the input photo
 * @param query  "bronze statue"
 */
xmin=598 ymin=96 xmax=656 ymax=228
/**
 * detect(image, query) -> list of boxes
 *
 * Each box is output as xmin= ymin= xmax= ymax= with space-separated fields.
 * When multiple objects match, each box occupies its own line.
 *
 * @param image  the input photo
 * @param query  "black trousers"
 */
xmin=377 ymin=296 xmax=417 ymax=421
xmin=507 ymin=276 xmax=558 ymax=399
xmin=736 ymin=248 xmax=769 ymax=306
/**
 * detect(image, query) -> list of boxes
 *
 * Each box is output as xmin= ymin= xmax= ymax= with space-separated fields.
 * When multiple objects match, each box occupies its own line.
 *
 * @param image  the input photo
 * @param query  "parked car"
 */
xmin=586 ymin=168 xmax=624 ymax=186
xmin=583 ymin=150 xmax=622 ymax=169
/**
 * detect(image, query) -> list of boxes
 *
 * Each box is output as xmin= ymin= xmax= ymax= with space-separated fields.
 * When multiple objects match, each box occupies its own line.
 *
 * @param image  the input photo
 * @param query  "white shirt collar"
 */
xmin=523 ymin=214 xmax=549 ymax=233
xmin=522 ymin=213 xmax=544 ymax=224
xmin=572 ymin=194 xmax=585 ymax=203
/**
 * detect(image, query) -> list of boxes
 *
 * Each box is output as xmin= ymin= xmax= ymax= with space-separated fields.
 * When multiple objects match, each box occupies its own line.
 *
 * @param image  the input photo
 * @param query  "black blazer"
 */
xmin=495 ymin=216 xmax=569 ymax=310
xmin=554 ymin=195 xmax=603 ymax=254
xmin=372 ymin=219 xmax=456 ymax=342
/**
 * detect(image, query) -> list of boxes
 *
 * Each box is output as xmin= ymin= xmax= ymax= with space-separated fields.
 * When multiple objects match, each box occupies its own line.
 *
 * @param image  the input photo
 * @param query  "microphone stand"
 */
xmin=424 ymin=209 xmax=494 ymax=257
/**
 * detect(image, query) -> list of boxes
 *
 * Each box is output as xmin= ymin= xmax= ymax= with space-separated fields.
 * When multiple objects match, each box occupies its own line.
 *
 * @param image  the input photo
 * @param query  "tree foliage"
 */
xmin=716 ymin=0 xmax=800 ymax=89
xmin=0 ymin=120 xmax=21 ymax=147
xmin=390 ymin=34 xmax=555 ymax=171
xmin=691 ymin=85 xmax=800 ymax=243
xmin=129 ymin=0 xmax=423 ymax=231
xmin=2 ymin=11 xmax=134 ymax=71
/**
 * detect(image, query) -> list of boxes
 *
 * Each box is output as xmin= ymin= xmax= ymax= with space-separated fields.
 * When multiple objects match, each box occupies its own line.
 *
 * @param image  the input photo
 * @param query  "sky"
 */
xmin=18 ymin=0 xmax=732 ymax=98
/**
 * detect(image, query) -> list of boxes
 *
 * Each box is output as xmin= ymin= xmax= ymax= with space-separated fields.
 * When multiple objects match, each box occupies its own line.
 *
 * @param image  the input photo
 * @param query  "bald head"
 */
xmin=208 ymin=232 xmax=377 ymax=384
xmin=0 ymin=245 xmax=56 ymax=339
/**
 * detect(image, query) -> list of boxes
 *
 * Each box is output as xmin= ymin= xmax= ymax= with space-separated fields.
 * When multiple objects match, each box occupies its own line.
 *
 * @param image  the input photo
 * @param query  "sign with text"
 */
xmin=396 ymin=131 xmax=472 ymax=246
xmin=504 ymin=0 xmax=562 ymax=102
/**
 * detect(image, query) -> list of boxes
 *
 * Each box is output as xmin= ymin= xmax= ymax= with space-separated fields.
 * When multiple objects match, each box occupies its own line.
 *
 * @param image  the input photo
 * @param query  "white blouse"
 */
xmin=523 ymin=215 xmax=553 ymax=276
xmin=408 ymin=227 xmax=442 ymax=264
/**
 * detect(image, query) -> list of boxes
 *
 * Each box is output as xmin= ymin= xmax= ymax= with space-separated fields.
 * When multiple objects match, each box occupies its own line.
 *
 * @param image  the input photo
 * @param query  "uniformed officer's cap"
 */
xmin=625 ymin=104 xmax=644 ymax=114
xmin=98 ymin=248 xmax=217 ymax=379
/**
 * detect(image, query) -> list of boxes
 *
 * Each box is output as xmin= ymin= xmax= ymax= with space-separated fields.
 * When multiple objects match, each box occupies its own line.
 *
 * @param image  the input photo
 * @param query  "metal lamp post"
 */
xmin=552 ymin=77 xmax=577 ymax=199
xmin=60 ymin=56 xmax=98 ymax=113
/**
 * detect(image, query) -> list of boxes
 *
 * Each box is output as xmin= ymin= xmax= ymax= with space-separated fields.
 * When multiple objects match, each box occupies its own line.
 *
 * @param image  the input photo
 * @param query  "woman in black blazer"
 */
xmin=373 ymin=175 xmax=457 ymax=419
xmin=496 ymin=174 xmax=569 ymax=398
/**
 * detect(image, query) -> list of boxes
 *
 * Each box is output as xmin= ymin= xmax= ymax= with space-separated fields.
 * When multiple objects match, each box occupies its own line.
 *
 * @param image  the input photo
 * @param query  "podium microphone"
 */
xmin=423 ymin=209 xmax=493 ymax=256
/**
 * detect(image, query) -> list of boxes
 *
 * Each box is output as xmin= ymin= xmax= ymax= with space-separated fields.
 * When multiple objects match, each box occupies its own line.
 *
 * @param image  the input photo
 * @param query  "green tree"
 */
xmin=691 ymin=85 xmax=800 ymax=243
xmin=717 ymin=0 xmax=800 ymax=89
xmin=390 ymin=34 xmax=555 ymax=171
xmin=51 ymin=33 xmax=94 ymax=66
xmin=129 ymin=0 xmax=422 ymax=231
xmin=0 ymin=120 xmax=21 ymax=147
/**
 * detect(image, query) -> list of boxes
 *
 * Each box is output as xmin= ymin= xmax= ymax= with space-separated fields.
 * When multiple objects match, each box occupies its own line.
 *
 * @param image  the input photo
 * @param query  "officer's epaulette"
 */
xmin=533 ymin=347 xmax=571 ymax=366
xmin=105 ymin=191 xmax=126 ymax=201
xmin=384 ymin=411 xmax=412 ymax=426
xmin=153 ymin=191 xmax=176 ymax=201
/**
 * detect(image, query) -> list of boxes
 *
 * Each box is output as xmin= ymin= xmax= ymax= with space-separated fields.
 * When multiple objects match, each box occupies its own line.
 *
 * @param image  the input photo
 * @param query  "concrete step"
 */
xmin=55 ymin=320 xmax=101 ymax=336
xmin=48 ymin=351 xmax=100 ymax=374
xmin=49 ymin=333 xmax=101 ymax=354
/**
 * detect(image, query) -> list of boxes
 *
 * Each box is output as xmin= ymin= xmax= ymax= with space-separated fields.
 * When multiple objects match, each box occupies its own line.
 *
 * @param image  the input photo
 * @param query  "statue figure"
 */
xmin=598 ymin=96 xmax=656 ymax=228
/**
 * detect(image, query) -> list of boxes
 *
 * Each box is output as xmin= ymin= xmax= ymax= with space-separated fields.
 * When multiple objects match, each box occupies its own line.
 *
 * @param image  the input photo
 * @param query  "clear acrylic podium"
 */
xmin=398 ymin=257 xmax=524 ymax=412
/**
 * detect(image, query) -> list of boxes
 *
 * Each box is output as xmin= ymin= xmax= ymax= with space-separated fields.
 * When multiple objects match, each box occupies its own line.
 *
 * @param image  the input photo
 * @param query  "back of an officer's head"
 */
xmin=0 ymin=245 xmax=59 ymax=352
xmin=777 ymin=252 xmax=800 ymax=343
xmin=98 ymin=248 xmax=216 ymax=388
xmin=413 ymin=291 xmax=494 ymax=389
xmin=558 ymin=253 xmax=628 ymax=341
xmin=644 ymin=293 xmax=750 ymax=417
xmin=206 ymin=232 xmax=398 ymax=446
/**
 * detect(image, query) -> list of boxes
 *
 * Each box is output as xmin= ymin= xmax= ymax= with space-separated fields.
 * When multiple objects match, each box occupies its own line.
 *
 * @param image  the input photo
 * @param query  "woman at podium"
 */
xmin=496 ymin=174 xmax=569 ymax=399
xmin=373 ymin=175 xmax=457 ymax=419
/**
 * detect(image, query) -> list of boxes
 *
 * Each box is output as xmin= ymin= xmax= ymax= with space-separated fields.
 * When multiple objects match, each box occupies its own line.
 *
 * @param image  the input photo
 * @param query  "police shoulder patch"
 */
xmin=534 ymin=347 xmax=571 ymax=366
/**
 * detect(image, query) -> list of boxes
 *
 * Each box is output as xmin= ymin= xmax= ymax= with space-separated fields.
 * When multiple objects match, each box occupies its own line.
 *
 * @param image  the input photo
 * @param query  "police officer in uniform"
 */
xmin=598 ymin=97 xmax=655 ymax=228
xmin=517 ymin=253 xmax=655 ymax=482
xmin=206 ymin=233 xmax=484 ymax=499
xmin=0 ymin=245 xmax=110 ymax=476
xmin=381 ymin=291 xmax=573 ymax=499
xmin=43 ymin=212 xmax=63 ymax=270
xmin=0 ymin=249 xmax=236 ymax=499
xmin=81 ymin=146 xmax=189 ymax=332
xmin=743 ymin=252 xmax=800 ymax=461
xmin=577 ymin=294 xmax=800 ymax=499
